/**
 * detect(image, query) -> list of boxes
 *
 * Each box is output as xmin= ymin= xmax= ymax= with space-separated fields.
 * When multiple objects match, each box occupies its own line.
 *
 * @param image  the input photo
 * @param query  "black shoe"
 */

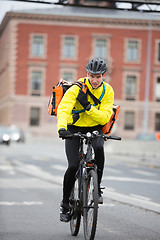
xmin=60 ymin=202 xmax=70 ymax=223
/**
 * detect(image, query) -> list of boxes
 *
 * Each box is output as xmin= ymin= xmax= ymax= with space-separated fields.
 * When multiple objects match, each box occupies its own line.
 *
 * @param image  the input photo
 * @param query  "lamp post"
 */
xmin=143 ymin=20 xmax=152 ymax=135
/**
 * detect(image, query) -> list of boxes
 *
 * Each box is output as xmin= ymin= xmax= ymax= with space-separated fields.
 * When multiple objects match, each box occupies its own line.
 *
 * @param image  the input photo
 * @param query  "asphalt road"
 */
xmin=0 ymin=139 xmax=160 ymax=240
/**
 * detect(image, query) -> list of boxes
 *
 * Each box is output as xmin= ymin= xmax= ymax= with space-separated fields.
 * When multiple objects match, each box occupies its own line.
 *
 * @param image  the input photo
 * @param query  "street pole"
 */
xmin=143 ymin=20 xmax=152 ymax=134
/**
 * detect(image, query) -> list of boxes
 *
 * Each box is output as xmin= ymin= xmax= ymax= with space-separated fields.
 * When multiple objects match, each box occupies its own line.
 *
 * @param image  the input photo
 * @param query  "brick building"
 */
xmin=0 ymin=5 xmax=160 ymax=138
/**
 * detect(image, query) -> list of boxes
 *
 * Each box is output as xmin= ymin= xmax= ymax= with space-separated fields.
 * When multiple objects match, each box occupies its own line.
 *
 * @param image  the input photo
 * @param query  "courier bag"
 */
xmin=48 ymin=79 xmax=87 ymax=116
xmin=102 ymin=104 xmax=120 ymax=135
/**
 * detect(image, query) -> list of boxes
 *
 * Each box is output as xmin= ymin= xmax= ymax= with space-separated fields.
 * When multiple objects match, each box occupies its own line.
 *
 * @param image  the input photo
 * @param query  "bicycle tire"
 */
xmin=70 ymin=177 xmax=81 ymax=236
xmin=83 ymin=169 xmax=98 ymax=240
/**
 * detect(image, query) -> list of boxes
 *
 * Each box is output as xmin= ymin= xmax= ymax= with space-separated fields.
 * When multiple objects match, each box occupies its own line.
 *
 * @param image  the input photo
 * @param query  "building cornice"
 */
xmin=1 ymin=10 xmax=160 ymax=35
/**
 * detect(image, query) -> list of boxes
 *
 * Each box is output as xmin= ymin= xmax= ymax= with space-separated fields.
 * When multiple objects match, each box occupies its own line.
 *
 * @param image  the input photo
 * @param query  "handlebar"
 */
xmin=62 ymin=131 xmax=121 ymax=141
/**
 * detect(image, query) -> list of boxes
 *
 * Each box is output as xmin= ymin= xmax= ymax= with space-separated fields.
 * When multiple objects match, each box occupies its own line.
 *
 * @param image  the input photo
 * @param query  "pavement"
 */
xmin=104 ymin=138 xmax=160 ymax=169
xmin=27 ymin=134 xmax=160 ymax=169
xmin=11 ymin=135 xmax=160 ymax=213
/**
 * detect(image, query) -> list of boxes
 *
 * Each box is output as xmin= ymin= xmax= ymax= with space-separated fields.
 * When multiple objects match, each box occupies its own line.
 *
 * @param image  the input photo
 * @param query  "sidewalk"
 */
xmin=104 ymin=139 xmax=160 ymax=168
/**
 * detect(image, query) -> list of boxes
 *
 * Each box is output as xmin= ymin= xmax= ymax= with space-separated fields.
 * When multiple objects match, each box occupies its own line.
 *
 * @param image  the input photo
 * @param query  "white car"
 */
xmin=8 ymin=125 xmax=25 ymax=143
xmin=0 ymin=126 xmax=10 ymax=145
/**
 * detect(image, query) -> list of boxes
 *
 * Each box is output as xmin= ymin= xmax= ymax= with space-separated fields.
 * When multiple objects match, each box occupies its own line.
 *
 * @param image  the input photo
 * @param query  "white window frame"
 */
xmin=154 ymin=75 xmax=160 ymax=101
xmin=124 ymin=38 xmax=141 ymax=63
xmin=60 ymin=66 xmax=77 ymax=83
xmin=30 ymin=34 xmax=47 ymax=59
xmin=124 ymin=111 xmax=135 ymax=130
xmin=61 ymin=35 xmax=78 ymax=60
xmin=122 ymin=71 xmax=140 ymax=101
xmin=31 ymin=71 xmax=43 ymax=96
xmin=155 ymin=112 xmax=160 ymax=131
xmin=29 ymin=107 xmax=41 ymax=126
xmin=125 ymin=75 xmax=137 ymax=100
xmin=155 ymin=40 xmax=160 ymax=64
xmin=91 ymin=33 xmax=111 ymax=61
xmin=28 ymin=66 xmax=46 ymax=96
xmin=94 ymin=38 xmax=107 ymax=60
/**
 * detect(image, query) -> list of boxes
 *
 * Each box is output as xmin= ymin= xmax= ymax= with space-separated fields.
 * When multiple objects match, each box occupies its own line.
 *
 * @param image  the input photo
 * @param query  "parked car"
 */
xmin=0 ymin=126 xmax=10 ymax=145
xmin=8 ymin=125 xmax=25 ymax=143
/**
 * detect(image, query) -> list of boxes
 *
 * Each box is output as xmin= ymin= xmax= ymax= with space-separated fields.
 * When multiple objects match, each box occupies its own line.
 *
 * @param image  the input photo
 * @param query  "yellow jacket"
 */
xmin=57 ymin=77 xmax=114 ymax=131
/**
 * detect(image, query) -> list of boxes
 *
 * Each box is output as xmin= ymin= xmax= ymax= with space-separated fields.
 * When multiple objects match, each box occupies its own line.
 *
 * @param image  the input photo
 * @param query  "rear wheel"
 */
xmin=83 ymin=169 xmax=98 ymax=240
xmin=70 ymin=177 xmax=81 ymax=236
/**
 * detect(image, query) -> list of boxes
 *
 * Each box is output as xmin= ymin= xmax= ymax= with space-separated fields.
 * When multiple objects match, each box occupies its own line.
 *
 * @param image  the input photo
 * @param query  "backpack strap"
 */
xmin=87 ymin=81 xmax=105 ymax=106
xmin=72 ymin=81 xmax=105 ymax=114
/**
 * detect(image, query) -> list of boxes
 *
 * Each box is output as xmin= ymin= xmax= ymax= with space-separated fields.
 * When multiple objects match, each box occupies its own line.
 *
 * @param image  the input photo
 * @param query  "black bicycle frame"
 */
xmin=76 ymin=137 xmax=97 ymax=206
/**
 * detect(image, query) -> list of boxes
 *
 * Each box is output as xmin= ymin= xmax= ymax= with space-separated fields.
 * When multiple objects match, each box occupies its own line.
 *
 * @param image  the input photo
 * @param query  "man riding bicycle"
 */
xmin=57 ymin=58 xmax=114 ymax=222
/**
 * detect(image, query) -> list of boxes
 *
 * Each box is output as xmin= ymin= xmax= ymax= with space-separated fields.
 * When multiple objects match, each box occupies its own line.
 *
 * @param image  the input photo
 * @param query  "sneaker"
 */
xmin=98 ymin=189 xmax=104 ymax=204
xmin=60 ymin=202 xmax=70 ymax=222
xmin=98 ymin=193 xmax=103 ymax=204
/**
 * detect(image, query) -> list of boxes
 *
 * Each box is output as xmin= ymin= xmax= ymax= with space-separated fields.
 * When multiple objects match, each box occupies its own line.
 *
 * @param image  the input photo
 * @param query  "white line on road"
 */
xmin=105 ymin=190 xmax=160 ymax=213
xmin=51 ymin=164 xmax=66 ymax=171
xmin=106 ymin=168 xmax=122 ymax=174
xmin=103 ymin=176 xmax=160 ymax=184
xmin=130 ymin=194 xmax=151 ymax=201
xmin=0 ymin=201 xmax=43 ymax=206
xmin=12 ymin=160 xmax=160 ymax=213
xmin=132 ymin=169 xmax=157 ymax=177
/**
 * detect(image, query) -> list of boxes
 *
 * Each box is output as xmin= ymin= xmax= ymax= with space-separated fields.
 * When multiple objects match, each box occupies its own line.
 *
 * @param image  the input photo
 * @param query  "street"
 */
xmin=0 ymin=138 xmax=160 ymax=240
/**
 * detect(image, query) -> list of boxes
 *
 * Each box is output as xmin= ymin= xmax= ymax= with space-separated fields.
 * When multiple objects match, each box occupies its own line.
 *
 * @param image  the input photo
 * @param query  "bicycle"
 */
xmin=64 ymin=131 xmax=121 ymax=240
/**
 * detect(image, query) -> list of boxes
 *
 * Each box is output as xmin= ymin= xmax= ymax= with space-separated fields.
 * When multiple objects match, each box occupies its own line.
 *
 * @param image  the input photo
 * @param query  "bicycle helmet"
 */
xmin=86 ymin=58 xmax=107 ymax=74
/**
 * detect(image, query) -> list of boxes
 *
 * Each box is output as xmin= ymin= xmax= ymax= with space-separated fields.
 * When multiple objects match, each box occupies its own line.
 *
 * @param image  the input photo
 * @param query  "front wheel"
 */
xmin=69 ymin=177 xmax=81 ymax=236
xmin=83 ymin=169 xmax=98 ymax=240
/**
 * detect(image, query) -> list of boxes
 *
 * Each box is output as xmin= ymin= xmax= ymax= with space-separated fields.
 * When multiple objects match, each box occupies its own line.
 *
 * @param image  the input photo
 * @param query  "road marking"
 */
xmin=103 ymin=176 xmax=160 ymax=185
xmin=51 ymin=164 xmax=66 ymax=171
xmin=0 ymin=165 xmax=15 ymax=175
xmin=32 ymin=155 xmax=50 ymax=161
xmin=105 ymin=190 xmax=160 ymax=213
xmin=0 ymin=178 xmax=60 ymax=189
xmin=132 ymin=169 xmax=157 ymax=177
xmin=130 ymin=194 xmax=151 ymax=201
xmin=0 ymin=201 xmax=43 ymax=206
xmin=106 ymin=168 xmax=122 ymax=174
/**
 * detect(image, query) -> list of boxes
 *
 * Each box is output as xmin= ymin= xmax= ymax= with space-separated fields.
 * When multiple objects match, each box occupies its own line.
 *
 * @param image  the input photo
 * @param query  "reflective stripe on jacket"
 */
xmin=57 ymin=77 xmax=114 ymax=131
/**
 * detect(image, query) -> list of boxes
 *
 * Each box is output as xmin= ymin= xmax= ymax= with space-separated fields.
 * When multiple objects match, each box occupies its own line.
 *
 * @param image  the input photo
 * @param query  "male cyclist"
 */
xmin=57 ymin=58 xmax=114 ymax=222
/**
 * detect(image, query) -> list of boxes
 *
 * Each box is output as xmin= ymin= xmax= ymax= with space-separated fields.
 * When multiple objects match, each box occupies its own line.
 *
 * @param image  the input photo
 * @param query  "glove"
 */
xmin=58 ymin=128 xmax=72 ymax=139
xmin=77 ymin=90 xmax=91 ymax=111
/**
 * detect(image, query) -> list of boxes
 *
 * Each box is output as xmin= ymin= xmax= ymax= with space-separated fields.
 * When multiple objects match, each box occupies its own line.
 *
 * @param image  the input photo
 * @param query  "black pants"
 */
xmin=62 ymin=125 xmax=105 ymax=205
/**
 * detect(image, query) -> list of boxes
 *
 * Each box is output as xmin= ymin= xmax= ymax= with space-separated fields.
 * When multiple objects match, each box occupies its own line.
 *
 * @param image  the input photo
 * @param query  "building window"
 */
xmin=30 ymin=107 xmax=40 ymax=126
xmin=31 ymin=71 xmax=42 ymax=96
xmin=158 ymin=42 xmax=160 ymax=62
xmin=155 ymin=77 xmax=160 ymax=101
xmin=125 ymin=76 xmax=136 ymax=100
xmin=62 ymin=72 xmax=74 ymax=82
xmin=31 ymin=36 xmax=45 ymax=57
xmin=126 ymin=40 xmax=139 ymax=62
xmin=63 ymin=37 xmax=75 ymax=58
xmin=124 ymin=111 xmax=135 ymax=130
xmin=94 ymin=39 xmax=107 ymax=60
xmin=155 ymin=113 xmax=160 ymax=131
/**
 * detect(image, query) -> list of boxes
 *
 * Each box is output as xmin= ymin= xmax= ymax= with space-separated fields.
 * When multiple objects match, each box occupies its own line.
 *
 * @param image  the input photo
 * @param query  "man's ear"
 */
xmin=87 ymin=72 xmax=90 ymax=77
xmin=103 ymin=73 xmax=106 ymax=79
